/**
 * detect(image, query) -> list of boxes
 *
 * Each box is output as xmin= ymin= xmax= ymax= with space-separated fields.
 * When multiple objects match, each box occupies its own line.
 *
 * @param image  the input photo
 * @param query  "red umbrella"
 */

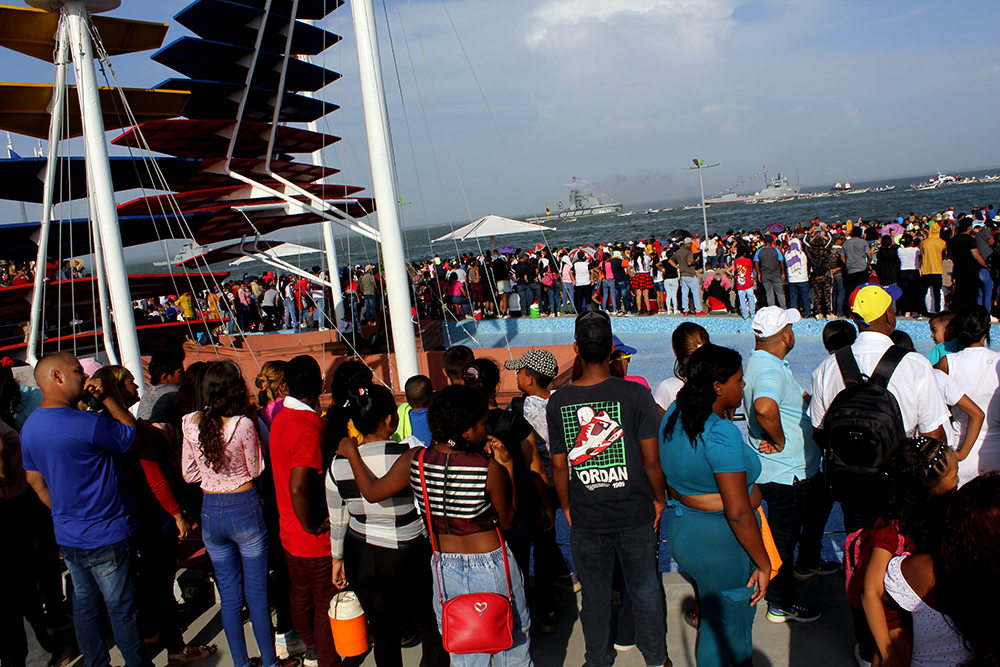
xmin=570 ymin=245 xmax=598 ymax=259
xmin=533 ymin=242 xmax=546 ymax=253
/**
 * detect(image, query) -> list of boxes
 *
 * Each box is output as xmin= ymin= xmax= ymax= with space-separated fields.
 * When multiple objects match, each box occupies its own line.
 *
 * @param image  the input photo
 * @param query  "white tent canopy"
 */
xmin=230 ymin=242 xmax=321 ymax=265
xmin=431 ymin=214 xmax=555 ymax=250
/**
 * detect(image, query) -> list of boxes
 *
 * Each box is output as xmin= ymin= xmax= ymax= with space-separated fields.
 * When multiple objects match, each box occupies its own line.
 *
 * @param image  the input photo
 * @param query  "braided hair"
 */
xmin=881 ymin=436 xmax=955 ymax=552
xmin=427 ymin=385 xmax=488 ymax=453
xmin=663 ymin=345 xmax=742 ymax=445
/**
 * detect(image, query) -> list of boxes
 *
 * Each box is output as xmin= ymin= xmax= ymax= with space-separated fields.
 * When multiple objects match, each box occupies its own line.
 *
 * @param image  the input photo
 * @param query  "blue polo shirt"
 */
xmin=742 ymin=349 xmax=819 ymax=485
xmin=21 ymin=407 xmax=137 ymax=549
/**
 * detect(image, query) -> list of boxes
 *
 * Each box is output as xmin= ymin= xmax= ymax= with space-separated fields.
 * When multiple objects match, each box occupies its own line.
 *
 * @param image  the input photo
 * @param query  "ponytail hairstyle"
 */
xmin=663 ymin=345 xmax=742 ymax=445
xmin=195 ymin=360 xmax=249 ymax=473
xmin=428 ymin=385 xmax=489 ymax=453
xmin=671 ymin=322 xmax=710 ymax=382
xmin=954 ymin=304 xmax=991 ymax=350
xmin=255 ymin=360 xmax=288 ymax=407
xmin=346 ymin=384 xmax=398 ymax=436
xmin=326 ymin=360 xmax=375 ymax=449
xmin=937 ymin=475 xmax=1000 ymax=667
xmin=881 ymin=436 xmax=955 ymax=552
xmin=462 ymin=358 xmax=501 ymax=400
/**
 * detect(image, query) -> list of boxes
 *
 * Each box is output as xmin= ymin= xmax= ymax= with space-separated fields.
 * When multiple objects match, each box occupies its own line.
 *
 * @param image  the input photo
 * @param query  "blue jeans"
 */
xmin=664 ymin=278 xmax=679 ymax=311
xmin=832 ymin=276 xmax=845 ymax=316
xmin=431 ymin=545 xmax=532 ymax=667
xmin=615 ymin=279 xmax=632 ymax=313
xmin=545 ymin=284 xmax=560 ymax=314
xmin=61 ymin=538 xmax=147 ymax=667
xmin=283 ymin=297 xmax=297 ymax=329
xmin=789 ymin=281 xmax=811 ymax=317
xmin=561 ymin=281 xmax=576 ymax=313
xmin=602 ymin=278 xmax=617 ymax=311
xmin=738 ymin=288 xmax=755 ymax=317
xmin=201 ymin=488 xmax=275 ymax=667
xmin=571 ymin=521 xmax=667 ymax=667
xmin=666 ymin=502 xmax=756 ymax=667
xmin=364 ymin=293 xmax=379 ymax=322
xmin=979 ymin=267 xmax=994 ymax=310
xmin=679 ymin=275 xmax=702 ymax=312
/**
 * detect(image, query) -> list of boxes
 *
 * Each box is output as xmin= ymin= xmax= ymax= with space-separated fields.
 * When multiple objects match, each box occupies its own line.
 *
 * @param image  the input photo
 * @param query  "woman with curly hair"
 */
xmin=659 ymin=344 xmax=769 ymax=667
xmin=936 ymin=474 xmax=1000 ymax=667
xmin=181 ymin=361 xmax=298 ymax=667
xmin=935 ymin=304 xmax=1000 ymax=483
xmin=853 ymin=437 xmax=959 ymax=667
xmin=337 ymin=385 xmax=531 ymax=667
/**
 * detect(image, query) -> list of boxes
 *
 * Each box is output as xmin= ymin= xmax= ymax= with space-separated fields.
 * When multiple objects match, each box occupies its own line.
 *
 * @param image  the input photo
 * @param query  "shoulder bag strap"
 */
xmin=869 ymin=345 xmax=909 ymax=388
xmin=418 ymin=449 xmax=512 ymax=602
xmin=418 ymin=448 xmax=445 ymax=603
xmin=835 ymin=346 xmax=863 ymax=385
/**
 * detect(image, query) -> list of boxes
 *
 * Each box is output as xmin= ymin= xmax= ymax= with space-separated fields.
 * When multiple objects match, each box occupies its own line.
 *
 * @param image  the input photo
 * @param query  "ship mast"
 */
xmin=351 ymin=0 xmax=420 ymax=386
xmin=25 ymin=0 xmax=144 ymax=391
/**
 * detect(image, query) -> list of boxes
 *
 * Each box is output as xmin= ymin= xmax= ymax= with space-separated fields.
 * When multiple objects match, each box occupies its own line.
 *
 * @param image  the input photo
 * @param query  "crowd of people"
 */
xmin=408 ymin=204 xmax=999 ymax=322
xmin=3 ymin=269 xmax=1000 ymax=667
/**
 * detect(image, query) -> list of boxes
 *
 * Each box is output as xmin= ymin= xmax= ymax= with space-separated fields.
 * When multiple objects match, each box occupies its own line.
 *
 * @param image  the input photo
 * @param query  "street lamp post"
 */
xmin=685 ymin=158 xmax=719 ymax=271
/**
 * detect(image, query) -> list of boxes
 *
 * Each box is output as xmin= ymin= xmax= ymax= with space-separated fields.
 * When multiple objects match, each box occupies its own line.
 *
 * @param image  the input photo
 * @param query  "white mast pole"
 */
xmin=352 ymin=0 xmax=419 ymax=386
xmin=85 ymin=159 xmax=120 ymax=365
xmin=63 ymin=0 xmax=144 ymax=391
xmin=26 ymin=17 xmax=70 ymax=366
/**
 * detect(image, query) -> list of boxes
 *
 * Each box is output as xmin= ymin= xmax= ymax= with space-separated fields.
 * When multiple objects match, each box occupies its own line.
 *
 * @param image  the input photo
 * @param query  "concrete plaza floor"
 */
xmin=26 ymin=566 xmax=857 ymax=667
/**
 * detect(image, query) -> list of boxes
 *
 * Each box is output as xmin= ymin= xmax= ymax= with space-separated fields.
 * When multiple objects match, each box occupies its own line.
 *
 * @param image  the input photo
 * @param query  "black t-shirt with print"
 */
xmin=547 ymin=377 xmax=660 ymax=533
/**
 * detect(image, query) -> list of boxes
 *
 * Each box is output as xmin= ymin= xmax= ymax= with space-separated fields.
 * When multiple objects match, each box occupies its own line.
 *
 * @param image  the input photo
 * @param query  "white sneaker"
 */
xmin=854 ymin=644 xmax=872 ymax=667
xmin=276 ymin=630 xmax=306 ymax=659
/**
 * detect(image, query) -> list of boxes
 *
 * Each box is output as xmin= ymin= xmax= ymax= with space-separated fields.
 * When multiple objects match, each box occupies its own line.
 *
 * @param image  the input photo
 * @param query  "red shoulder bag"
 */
xmin=418 ymin=448 xmax=514 ymax=654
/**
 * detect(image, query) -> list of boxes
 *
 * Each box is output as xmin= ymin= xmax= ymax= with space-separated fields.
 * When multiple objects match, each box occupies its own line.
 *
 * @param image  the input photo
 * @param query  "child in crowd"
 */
xmin=733 ymin=246 xmax=755 ymax=318
xmin=849 ymin=437 xmax=959 ymax=667
xmin=822 ymin=319 xmax=857 ymax=354
xmin=925 ymin=310 xmax=958 ymax=366
xmin=392 ymin=374 xmax=433 ymax=447
xmin=890 ymin=330 xmax=984 ymax=458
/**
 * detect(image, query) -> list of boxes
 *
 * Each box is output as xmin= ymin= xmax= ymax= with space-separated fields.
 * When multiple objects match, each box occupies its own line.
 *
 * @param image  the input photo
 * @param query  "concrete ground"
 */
xmin=26 ymin=566 xmax=857 ymax=667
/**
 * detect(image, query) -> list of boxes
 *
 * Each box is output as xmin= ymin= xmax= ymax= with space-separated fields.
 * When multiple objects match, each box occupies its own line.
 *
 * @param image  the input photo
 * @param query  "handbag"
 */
xmin=418 ymin=448 xmax=514 ymax=654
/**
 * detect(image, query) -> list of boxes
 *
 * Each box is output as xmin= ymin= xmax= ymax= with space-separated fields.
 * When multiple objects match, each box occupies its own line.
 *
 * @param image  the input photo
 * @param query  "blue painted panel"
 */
xmin=153 ymin=36 xmax=339 ymax=92
xmin=155 ymin=79 xmax=338 ymax=123
xmin=175 ymin=0 xmax=338 ymax=56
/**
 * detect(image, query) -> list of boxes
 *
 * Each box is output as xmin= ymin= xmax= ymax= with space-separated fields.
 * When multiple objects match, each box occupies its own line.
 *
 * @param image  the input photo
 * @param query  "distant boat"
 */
xmin=152 ymin=242 xmax=209 ymax=266
xmin=911 ymin=172 xmax=957 ymax=190
xmin=526 ymin=176 xmax=622 ymax=222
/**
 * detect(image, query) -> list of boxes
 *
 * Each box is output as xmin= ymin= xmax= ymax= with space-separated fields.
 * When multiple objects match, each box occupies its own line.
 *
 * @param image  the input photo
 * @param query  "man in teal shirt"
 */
xmin=744 ymin=307 xmax=838 ymax=625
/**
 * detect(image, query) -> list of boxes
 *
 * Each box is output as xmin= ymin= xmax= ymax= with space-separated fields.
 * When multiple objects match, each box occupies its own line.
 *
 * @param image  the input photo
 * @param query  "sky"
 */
xmin=2 ymin=0 xmax=999 ymax=234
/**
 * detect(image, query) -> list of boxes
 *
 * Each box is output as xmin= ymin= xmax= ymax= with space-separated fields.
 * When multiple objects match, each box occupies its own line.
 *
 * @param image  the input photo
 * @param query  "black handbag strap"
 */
xmin=418 ymin=448 xmax=512 ymax=602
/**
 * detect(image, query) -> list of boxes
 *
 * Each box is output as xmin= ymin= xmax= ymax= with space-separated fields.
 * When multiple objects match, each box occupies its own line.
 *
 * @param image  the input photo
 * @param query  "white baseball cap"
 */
xmin=751 ymin=306 xmax=801 ymax=338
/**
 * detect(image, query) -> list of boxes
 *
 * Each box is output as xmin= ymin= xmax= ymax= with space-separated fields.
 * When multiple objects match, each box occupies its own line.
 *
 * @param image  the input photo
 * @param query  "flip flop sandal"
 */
xmin=167 ymin=645 xmax=218 ymax=666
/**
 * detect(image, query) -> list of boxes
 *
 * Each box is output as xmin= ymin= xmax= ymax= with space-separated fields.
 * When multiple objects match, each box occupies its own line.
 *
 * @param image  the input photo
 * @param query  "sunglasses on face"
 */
xmin=611 ymin=354 xmax=632 ymax=364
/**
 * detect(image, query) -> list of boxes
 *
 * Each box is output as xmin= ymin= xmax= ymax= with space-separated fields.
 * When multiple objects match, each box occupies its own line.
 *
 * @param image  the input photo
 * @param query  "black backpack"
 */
xmin=822 ymin=345 xmax=909 ymax=500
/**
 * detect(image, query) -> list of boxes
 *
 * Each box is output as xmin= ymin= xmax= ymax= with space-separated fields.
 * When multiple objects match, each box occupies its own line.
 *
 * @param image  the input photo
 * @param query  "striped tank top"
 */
xmin=410 ymin=447 xmax=496 ymax=536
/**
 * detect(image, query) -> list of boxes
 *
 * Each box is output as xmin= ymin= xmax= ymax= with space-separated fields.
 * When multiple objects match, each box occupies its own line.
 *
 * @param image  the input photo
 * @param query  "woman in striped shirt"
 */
xmin=337 ymin=386 xmax=532 ymax=667
xmin=326 ymin=385 xmax=446 ymax=667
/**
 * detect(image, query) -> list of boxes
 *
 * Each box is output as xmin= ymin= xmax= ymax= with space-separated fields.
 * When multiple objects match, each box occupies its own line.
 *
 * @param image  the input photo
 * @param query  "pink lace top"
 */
xmin=181 ymin=414 xmax=265 ymax=492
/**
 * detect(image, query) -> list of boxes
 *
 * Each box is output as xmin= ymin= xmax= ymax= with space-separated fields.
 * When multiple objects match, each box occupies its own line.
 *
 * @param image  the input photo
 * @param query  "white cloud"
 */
xmin=525 ymin=0 xmax=739 ymax=58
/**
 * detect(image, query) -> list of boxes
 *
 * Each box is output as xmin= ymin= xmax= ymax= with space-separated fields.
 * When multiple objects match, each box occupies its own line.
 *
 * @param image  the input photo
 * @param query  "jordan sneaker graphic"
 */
xmin=569 ymin=406 xmax=623 ymax=465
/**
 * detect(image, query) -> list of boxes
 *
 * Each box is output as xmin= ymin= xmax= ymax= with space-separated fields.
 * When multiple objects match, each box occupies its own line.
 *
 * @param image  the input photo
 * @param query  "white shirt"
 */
xmin=884 ymin=556 xmax=969 ymax=667
xmin=898 ymin=246 xmax=921 ymax=271
xmin=809 ymin=331 xmax=950 ymax=436
xmin=653 ymin=376 xmax=684 ymax=411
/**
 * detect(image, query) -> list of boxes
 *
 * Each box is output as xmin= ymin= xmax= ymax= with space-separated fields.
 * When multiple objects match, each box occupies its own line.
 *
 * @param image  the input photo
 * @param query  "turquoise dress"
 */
xmin=659 ymin=404 xmax=762 ymax=667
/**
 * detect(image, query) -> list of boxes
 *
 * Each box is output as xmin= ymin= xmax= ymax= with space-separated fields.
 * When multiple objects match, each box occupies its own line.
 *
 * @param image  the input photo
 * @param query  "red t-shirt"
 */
xmin=269 ymin=403 xmax=330 ymax=558
xmin=734 ymin=257 xmax=754 ymax=290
